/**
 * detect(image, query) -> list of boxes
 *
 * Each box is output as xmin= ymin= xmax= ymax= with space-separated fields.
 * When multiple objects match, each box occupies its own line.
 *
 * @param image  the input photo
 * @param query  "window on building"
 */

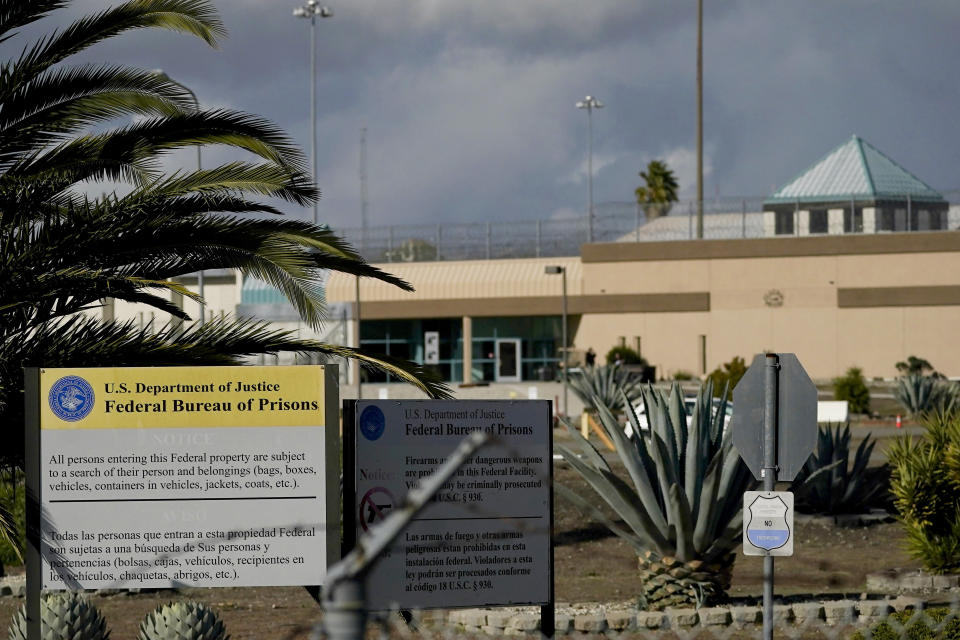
xmin=774 ymin=210 xmax=794 ymax=235
xmin=913 ymin=209 xmax=943 ymax=231
xmin=473 ymin=316 xmax=562 ymax=382
xmin=843 ymin=206 xmax=863 ymax=233
xmin=930 ymin=210 xmax=944 ymax=230
xmin=808 ymin=209 xmax=828 ymax=234
xmin=878 ymin=207 xmax=907 ymax=232
xmin=360 ymin=318 xmax=462 ymax=383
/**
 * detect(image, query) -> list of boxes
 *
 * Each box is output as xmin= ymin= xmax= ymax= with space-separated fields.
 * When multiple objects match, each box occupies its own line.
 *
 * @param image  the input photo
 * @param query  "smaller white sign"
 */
xmin=743 ymin=491 xmax=793 ymax=556
xmin=424 ymin=331 xmax=440 ymax=365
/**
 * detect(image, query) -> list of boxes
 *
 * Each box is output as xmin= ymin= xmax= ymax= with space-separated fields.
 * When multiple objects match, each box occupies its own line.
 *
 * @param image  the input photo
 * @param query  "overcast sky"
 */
xmin=13 ymin=1 xmax=960 ymax=230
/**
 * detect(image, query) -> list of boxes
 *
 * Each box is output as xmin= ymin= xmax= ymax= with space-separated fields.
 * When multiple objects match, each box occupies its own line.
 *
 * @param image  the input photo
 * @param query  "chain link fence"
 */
xmin=305 ymin=598 xmax=960 ymax=638
xmin=339 ymin=192 xmax=960 ymax=263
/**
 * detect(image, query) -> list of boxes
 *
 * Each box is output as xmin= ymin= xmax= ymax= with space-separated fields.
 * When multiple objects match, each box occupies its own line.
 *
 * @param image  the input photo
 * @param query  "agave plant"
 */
xmin=557 ymin=381 xmax=756 ymax=610
xmin=789 ymin=423 xmax=888 ymax=515
xmin=137 ymin=602 xmax=228 ymax=640
xmin=895 ymin=375 xmax=959 ymax=417
xmin=887 ymin=411 xmax=960 ymax=573
xmin=8 ymin=591 xmax=109 ymax=640
xmin=568 ymin=365 xmax=645 ymax=415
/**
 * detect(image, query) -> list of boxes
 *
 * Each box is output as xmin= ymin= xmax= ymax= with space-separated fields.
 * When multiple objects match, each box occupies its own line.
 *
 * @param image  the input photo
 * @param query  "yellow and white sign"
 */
xmin=32 ymin=366 xmax=338 ymax=590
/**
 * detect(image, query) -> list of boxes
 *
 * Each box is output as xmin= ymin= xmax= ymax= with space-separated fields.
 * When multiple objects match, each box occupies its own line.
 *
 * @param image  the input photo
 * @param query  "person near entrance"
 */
xmin=585 ymin=348 xmax=597 ymax=368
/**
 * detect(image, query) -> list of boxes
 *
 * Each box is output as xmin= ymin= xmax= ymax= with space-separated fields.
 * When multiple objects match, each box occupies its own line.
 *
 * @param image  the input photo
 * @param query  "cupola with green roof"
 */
xmin=763 ymin=135 xmax=948 ymax=236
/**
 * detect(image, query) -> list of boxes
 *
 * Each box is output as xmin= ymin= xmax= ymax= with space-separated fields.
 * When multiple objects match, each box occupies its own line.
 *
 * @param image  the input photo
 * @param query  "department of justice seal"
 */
xmin=48 ymin=376 xmax=95 ymax=422
xmin=359 ymin=405 xmax=386 ymax=441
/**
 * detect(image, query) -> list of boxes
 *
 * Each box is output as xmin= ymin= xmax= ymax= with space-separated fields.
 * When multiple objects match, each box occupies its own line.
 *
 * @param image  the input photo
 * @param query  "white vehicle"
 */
xmin=625 ymin=397 xmax=732 ymax=438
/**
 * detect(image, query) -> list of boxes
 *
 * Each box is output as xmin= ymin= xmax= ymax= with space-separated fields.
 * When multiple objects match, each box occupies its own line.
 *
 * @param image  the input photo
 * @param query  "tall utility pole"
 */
xmin=359 ymin=127 xmax=368 ymax=253
xmin=544 ymin=266 xmax=568 ymax=418
xmin=696 ymin=0 xmax=704 ymax=239
xmin=293 ymin=1 xmax=333 ymax=226
xmin=153 ymin=70 xmax=205 ymax=324
xmin=576 ymin=95 xmax=604 ymax=244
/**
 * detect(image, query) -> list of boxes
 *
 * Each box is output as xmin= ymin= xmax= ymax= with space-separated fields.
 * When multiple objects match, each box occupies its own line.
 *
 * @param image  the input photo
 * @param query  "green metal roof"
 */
xmin=764 ymin=135 xmax=944 ymax=205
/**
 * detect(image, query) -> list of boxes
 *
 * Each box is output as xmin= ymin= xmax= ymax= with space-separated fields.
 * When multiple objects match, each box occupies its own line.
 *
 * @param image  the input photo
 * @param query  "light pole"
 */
xmin=545 ymin=266 xmax=568 ymax=418
xmin=576 ymin=95 xmax=603 ymax=244
xmin=696 ymin=0 xmax=704 ymax=239
xmin=153 ymin=69 xmax=205 ymax=324
xmin=293 ymin=1 xmax=333 ymax=226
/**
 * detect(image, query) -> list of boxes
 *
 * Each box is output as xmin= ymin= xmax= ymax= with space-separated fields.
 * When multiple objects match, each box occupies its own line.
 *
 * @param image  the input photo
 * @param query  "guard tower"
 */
xmin=763 ymin=135 xmax=948 ymax=236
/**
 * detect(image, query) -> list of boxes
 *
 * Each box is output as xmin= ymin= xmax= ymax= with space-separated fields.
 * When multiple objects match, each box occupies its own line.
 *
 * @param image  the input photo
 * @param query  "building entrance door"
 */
xmin=495 ymin=339 xmax=522 ymax=382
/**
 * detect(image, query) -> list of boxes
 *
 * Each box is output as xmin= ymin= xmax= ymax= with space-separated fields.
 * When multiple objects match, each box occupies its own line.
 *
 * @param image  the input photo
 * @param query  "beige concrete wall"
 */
xmin=575 ymin=235 xmax=960 ymax=380
xmin=326 ymin=256 xmax=582 ymax=303
xmin=96 ymin=233 xmax=960 ymax=382
xmin=110 ymin=280 xmax=238 ymax=327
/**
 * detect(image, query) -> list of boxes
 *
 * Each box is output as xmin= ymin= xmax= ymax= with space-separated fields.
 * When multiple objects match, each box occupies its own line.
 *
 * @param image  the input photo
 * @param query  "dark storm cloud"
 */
xmin=6 ymin=1 xmax=960 ymax=229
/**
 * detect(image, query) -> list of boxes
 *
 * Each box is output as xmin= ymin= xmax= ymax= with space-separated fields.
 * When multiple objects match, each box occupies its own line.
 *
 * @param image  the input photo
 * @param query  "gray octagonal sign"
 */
xmin=730 ymin=353 xmax=817 ymax=481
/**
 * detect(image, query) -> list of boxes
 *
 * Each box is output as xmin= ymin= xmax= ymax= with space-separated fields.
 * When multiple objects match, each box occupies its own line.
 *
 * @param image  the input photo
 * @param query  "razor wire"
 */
xmin=339 ymin=191 xmax=960 ymax=263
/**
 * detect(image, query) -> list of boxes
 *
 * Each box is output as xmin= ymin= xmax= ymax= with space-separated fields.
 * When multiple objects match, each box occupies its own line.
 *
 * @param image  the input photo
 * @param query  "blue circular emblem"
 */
xmin=48 ymin=376 xmax=95 ymax=422
xmin=359 ymin=405 xmax=386 ymax=441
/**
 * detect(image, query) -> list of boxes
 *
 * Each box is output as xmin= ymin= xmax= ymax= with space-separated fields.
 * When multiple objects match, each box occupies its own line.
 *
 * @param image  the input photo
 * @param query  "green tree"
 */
xmin=705 ymin=355 xmax=747 ymax=398
xmin=0 ymin=0 xmax=449 ymax=550
xmin=635 ymin=160 xmax=679 ymax=220
xmin=895 ymin=355 xmax=939 ymax=377
xmin=833 ymin=367 xmax=871 ymax=415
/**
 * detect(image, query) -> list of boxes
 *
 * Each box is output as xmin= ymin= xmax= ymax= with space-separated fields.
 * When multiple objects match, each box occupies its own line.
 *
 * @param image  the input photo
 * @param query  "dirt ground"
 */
xmin=0 ymin=423 xmax=923 ymax=639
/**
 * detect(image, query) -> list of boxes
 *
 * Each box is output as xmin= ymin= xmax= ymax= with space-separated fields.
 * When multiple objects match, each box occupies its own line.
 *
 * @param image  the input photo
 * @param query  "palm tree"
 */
xmin=635 ymin=160 xmax=679 ymax=220
xmin=0 ymin=0 xmax=453 ymax=560
xmin=0 ymin=0 xmax=451 ymax=465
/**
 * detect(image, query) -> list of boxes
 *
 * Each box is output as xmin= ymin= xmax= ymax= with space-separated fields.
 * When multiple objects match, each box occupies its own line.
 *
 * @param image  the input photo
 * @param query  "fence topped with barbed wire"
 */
xmin=338 ymin=191 xmax=960 ymax=264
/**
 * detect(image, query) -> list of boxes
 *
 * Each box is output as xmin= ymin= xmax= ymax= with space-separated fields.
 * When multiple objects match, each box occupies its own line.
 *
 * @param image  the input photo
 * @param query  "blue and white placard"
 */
xmin=743 ymin=491 xmax=794 ymax=556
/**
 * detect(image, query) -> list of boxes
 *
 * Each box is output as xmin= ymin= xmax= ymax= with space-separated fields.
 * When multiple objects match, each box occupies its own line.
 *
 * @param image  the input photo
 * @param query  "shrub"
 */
xmin=895 ymin=355 xmax=941 ymax=377
xmin=705 ymin=356 xmax=747 ymax=398
xmin=604 ymin=345 xmax=646 ymax=366
xmin=789 ymin=423 xmax=888 ymax=515
xmin=568 ymin=365 xmax=645 ymax=415
xmin=138 ymin=601 xmax=228 ymax=640
xmin=888 ymin=411 xmax=960 ymax=573
xmin=557 ymin=381 xmax=755 ymax=610
xmin=833 ymin=366 xmax=870 ymax=414
xmin=8 ymin=591 xmax=110 ymax=640
xmin=0 ymin=470 xmax=24 ymax=569
xmin=672 ymin=370 xmax=695 ymax=381
xmin=895 ymin=374 xmax=959 ymax=416
xmin=853 ymin=608 xmax=960 ymax=640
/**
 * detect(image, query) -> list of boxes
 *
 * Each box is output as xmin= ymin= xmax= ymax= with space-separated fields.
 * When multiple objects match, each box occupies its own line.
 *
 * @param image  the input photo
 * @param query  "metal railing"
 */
xmin=338 ymin=191 xmax=960 ymax=263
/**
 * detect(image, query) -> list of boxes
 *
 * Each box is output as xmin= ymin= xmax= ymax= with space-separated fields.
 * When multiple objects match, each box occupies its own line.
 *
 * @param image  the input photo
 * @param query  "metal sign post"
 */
xmin=730 ymin=353 xmax=816 ymax=640
xmin=761 ymin=354 xmax=778 ymax=640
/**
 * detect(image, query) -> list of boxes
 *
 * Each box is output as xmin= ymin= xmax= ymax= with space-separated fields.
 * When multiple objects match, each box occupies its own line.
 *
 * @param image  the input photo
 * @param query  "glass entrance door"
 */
xmin=495 ymin=339 xmax=522 ymax=382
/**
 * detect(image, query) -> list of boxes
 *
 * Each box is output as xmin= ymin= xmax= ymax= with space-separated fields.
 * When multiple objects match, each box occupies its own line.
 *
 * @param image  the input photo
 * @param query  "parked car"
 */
xmin=625 ymin=397 xmax=732 ymax=438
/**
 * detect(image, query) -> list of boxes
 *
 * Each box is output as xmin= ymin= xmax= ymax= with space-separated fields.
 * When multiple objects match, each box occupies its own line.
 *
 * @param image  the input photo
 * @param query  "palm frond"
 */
xmin=0 ymin=64 xmax=196 ymax=158
xmin=126 ymin=161 xmax=317 ymax=205
xmin=0 ymin=499 xmax=19 ymax=562
xmin=13 ymin=0 xmax=224 ymax=80
xmin=0 ymin=0 xmax=65 ymax=45
xmin=10 ymin=112 xmax=313 ymax=194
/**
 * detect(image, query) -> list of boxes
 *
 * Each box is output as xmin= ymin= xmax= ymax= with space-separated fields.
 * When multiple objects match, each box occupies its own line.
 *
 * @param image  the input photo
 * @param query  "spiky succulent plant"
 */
xmin=789 ymin=423 xmax=888 ymax=515
xmin=557 ymin=381 xmax=756 ymax=610
xmin=137 ymin=602 xmax=228 ymax=640
xmin=7 ymin=591 xmax=109 ymax=640
xmin=568 ymin=365 xmax=646 ymax=415
xmin=895 ymin=375 xmax=959 ymax=417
